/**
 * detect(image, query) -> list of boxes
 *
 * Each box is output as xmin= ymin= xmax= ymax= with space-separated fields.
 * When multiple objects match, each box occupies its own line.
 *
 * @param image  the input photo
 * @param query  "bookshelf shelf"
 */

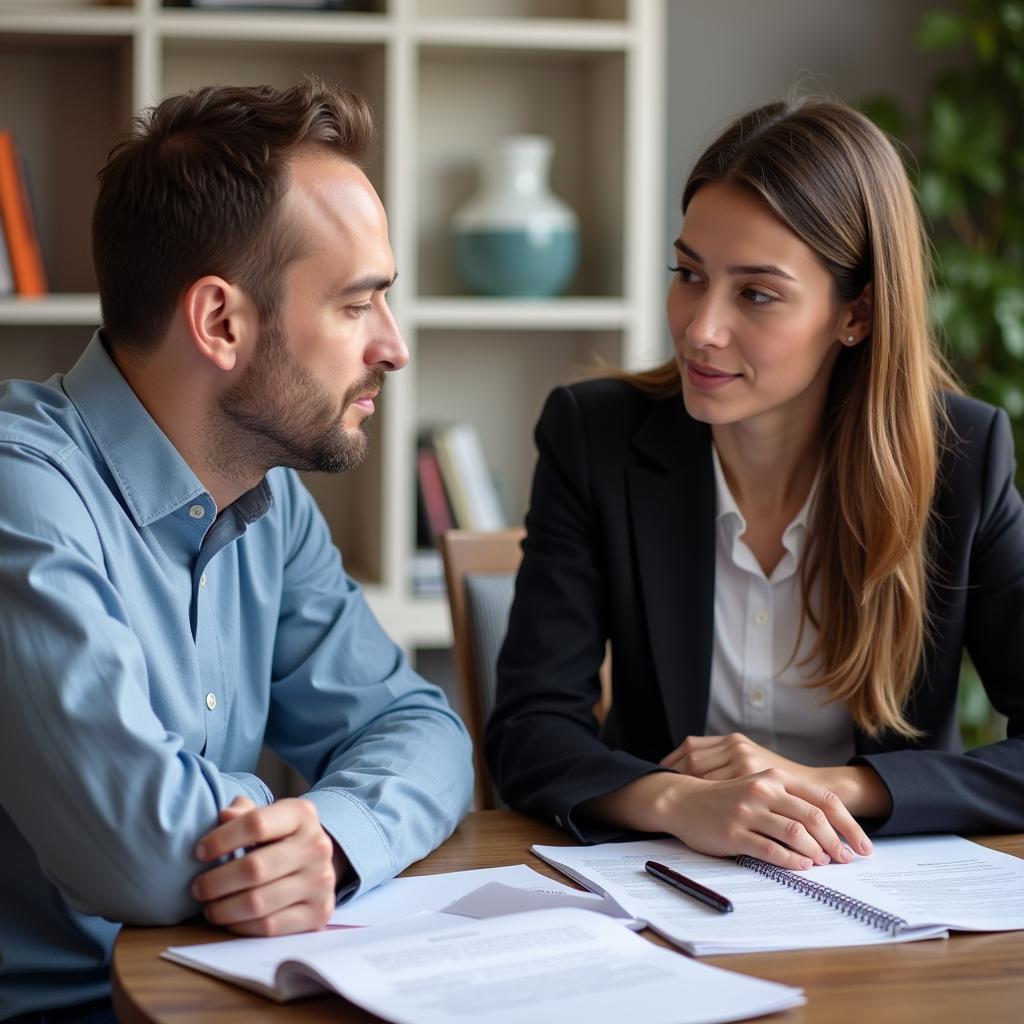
xmin=413 ymin=18 xmax=631 ymax=51
xmin=412 ymin=297 xmax=629 ymax=331
xmin=415 ymin=0 xmax=627 ymax=19
xmin=0 ymin=294 xmax=101 ymax=325
xmin=0 ymin=11 xmax=137 ymax=35
xmin=0 ymin=0 xmax=666 ymax=650
xmin=157 ymin=10 xmax=394 ymax=44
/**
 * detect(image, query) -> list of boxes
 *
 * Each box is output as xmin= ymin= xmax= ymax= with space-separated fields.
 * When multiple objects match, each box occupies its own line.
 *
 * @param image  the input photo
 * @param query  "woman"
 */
xmin=484 ymin=97 xmax=1024 ymax=870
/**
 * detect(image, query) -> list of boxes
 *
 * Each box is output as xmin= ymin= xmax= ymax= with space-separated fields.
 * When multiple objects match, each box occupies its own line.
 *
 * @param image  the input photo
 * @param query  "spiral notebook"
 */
xmin=532 ymin=834 xmax=1024 ymax=955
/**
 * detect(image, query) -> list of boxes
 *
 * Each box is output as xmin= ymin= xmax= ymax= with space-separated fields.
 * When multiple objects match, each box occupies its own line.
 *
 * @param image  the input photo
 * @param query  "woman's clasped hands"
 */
xmin=654 ymin=732 xmax=881 ymax=870
xmin=585 ymin=732 xmax=884 ymax=874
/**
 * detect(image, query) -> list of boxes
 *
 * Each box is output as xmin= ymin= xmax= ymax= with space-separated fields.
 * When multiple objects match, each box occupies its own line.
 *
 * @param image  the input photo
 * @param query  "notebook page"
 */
xmin=532 ymin=839 xmax=945 ymax=954
xmin=795 ymin=834 xmax=1024 ymax=931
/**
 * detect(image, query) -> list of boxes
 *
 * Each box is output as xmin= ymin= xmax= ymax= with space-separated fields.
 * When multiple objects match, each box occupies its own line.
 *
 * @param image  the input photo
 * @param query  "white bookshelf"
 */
xmin=0 ymin=0 xmax=667 ymax=651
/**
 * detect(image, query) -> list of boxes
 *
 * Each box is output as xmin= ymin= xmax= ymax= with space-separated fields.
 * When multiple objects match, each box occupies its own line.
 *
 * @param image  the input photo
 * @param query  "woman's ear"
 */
xmin=839 ymin=282 xmax=873 ymax=347
xmin=183 ymin=276 xmax=257 ymax=372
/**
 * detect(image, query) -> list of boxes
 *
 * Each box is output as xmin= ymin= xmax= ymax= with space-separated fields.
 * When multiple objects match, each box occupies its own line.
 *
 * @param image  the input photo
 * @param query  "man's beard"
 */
xmin=216 ymin=315 xmax=384 ymax=477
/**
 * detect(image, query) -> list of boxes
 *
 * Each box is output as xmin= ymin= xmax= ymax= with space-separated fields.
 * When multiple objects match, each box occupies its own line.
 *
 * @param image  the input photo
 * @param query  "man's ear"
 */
xmin=838 ymin=282 xmax=874 ymax=347
xmin=183 ymin=276 xmax=257 ymax=372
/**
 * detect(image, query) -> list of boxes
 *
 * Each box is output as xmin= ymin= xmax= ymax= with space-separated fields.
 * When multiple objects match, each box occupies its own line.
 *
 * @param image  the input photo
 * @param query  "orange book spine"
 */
xmin=0 ymin=131 xmax=47 ymax=296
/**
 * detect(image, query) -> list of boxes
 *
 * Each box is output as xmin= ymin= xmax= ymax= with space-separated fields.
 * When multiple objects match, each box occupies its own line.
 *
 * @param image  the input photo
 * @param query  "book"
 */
xmin=0 ymin=132 xmax=46 ymax=296
xmin=416 ymin=442 xmax=455 ymax=544
xmin=164 ymin=906 xmax=805 ymax=1022
xmin=409 ymin=547 xmax=445 ymax=597
xmin=0 ymin=216 xmax=13 ymax=296
xmin=532 ymin=834 xmax=1024 ymax=956
xmin=432 ymin=423 xmax=506 ymax=531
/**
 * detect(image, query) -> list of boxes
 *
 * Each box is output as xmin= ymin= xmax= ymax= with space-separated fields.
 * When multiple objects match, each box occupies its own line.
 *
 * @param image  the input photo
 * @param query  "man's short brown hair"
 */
xmin=92 ymin=78 xmax=375 ymax=353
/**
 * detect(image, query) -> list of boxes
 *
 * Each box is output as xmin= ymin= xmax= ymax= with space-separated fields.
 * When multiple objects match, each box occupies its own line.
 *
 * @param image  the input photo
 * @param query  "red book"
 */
xmin=417 ymin=444 xmax=455 ymax=539
xmin=0 ymin=131 xmax=47 ymax=296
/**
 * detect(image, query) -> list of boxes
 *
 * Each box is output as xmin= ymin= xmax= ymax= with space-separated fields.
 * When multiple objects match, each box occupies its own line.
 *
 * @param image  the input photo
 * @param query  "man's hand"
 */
xmin=191 ymin=796 xmax=347 ymax=936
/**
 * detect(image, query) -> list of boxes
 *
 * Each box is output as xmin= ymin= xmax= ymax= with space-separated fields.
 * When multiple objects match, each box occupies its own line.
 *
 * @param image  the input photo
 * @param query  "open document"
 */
xmin=164 ymin=907 xmax=804 ymax=1023
xmin=532 ymin=834 xmax=1024 ymax=955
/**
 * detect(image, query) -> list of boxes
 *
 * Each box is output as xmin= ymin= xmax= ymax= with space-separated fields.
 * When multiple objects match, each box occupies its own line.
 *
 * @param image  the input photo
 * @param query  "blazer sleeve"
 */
xmin=484 ymin=386 xmax=669 ymax=841
xmin=858 ymin=406 xmax=1024 ymax=834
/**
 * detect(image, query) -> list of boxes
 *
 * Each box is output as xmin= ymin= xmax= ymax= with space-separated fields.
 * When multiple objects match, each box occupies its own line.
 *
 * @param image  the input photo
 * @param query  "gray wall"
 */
xmin=664 ymin=0 xmax=949 ymax=253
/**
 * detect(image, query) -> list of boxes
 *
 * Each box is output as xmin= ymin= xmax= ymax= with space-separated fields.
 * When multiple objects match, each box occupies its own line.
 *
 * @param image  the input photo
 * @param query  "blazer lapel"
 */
xmin=627 ymin=398 xmax=715 ymax=745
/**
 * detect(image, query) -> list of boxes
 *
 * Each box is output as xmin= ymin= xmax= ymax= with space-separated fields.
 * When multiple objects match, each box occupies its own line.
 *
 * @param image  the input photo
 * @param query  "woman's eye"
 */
xmin=668 ymin=264 xmax=701 ymax=284
xmin=742 ymin=287 xmax=776 ymax=305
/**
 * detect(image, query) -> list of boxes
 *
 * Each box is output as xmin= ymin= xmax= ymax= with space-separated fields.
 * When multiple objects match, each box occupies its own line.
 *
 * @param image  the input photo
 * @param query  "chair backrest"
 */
xmin=440 ymin=528 xmax=525 ymax=809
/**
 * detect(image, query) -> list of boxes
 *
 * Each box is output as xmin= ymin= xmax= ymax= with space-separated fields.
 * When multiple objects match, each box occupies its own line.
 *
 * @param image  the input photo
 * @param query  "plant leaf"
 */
xmin=917 ymin=9 xmax=968 ymax=49
xmin=995 ymin=289 xmax=1024 ymax=358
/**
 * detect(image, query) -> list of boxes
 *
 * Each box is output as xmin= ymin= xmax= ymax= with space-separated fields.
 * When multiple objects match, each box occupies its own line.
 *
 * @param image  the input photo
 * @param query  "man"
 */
xmin=0 ymin=81 xmax=473 ymax=1021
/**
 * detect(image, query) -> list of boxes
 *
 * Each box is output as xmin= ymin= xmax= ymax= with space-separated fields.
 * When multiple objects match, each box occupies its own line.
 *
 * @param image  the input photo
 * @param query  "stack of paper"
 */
xmin=164 ymin=862 xmax=805 ymax=1022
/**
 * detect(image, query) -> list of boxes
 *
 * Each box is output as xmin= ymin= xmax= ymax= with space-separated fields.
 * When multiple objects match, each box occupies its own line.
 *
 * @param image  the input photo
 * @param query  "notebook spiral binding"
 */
xmin=735 ymin=855 xmax=909 ymax=937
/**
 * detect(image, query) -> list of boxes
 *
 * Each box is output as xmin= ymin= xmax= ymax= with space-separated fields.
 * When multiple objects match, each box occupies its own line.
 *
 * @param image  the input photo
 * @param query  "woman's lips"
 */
xmin=685 ymin=360 xmax=741 ymax=391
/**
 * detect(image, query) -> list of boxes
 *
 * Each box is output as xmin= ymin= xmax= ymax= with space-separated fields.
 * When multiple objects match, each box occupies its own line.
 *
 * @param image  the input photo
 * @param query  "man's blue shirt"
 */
xmin=0 ymin=334 xmax=473 ymax=1017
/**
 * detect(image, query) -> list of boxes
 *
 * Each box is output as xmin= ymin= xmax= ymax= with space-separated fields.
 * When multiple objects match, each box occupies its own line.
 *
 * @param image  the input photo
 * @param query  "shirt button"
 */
xmin=753 ymin=609 xmax=769 ymax=626
xmin=189 ymin=504 xmax=206 ymax=520
xmin=199 ymin=573 xmax=207 ymax=589
xmin=205 ymin=692 xmax=217 ymax=711
xmin=749 ymin=688 xmax=766 ymax=707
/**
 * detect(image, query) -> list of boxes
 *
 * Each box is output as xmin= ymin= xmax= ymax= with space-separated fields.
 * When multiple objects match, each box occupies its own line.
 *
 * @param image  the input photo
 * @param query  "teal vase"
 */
xmin=452 ymin=136 xmax=579 ymax=298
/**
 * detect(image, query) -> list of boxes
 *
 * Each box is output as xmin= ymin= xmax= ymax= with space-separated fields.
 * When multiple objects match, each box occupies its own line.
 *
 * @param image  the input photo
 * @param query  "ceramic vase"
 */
xmin=452 ymin=135 xmax=579 ymax=298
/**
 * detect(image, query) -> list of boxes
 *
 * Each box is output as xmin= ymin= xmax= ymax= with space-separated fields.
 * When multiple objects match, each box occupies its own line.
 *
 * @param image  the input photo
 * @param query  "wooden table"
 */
xmin=112 ymin=810 xmax=1024 ymax=1024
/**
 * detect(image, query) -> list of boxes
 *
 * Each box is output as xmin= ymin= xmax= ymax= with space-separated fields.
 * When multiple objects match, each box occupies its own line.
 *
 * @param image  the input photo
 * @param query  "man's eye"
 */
xmin=349 ymin=303 xmax=373 ymax=316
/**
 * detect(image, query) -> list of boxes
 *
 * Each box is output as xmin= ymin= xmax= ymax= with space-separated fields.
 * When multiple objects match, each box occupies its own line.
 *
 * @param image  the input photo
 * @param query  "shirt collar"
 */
xmin=711 ymin=441 xmax=817 ymax=547
xmin=62 ymin=331 xmax=271 ymax=529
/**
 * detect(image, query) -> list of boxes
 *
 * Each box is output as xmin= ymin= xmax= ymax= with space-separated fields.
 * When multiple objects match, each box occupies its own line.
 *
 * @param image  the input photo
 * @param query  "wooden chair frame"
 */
xmin=440 ymin=528 xmax=525 ymax=810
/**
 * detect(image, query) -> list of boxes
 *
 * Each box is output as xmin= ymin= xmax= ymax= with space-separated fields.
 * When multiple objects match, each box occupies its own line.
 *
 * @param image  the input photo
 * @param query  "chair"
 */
xmin=440 ymin=528 xmax=525 ymax=809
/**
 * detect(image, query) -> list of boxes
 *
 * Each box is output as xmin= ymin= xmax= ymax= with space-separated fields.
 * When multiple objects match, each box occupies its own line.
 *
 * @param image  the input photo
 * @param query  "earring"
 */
xmin=845 ymin=335 xmax=855 ymax=345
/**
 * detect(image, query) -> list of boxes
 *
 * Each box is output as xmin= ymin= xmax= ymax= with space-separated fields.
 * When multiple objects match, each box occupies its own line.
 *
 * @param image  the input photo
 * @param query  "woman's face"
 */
xmin=667 ymin=181 xmax=851 ymax=431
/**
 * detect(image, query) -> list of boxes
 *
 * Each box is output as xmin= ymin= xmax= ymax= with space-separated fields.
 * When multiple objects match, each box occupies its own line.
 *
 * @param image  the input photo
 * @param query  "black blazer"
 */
xmin=484 ymin=380 xmax=1024 ymax=842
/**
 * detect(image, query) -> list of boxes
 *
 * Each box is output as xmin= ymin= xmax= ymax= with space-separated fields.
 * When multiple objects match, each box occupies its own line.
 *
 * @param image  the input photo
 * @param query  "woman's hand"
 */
xmin=661 ymin=732 xmax=810 ymax=781
xmin=581 ymin=769 xmax=873 ymax=871
xmin=660 ymin=733 xmax=893 ymax=819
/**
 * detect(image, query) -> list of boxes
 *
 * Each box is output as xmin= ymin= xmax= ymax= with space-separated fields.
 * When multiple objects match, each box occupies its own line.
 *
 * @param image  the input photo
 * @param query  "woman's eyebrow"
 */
xmin=673 ymin=239 xmax=796 ymax=281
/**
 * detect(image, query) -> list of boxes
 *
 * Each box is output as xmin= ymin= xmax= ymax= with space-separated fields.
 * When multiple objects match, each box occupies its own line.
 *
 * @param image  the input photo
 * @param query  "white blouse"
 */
xmin=706 ymin=444 xmax=856 ymax=767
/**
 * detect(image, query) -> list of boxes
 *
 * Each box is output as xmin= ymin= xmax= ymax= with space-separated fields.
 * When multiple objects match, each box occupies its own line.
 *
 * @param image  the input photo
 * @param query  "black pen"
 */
xmin=644 ymin=860 xmax=734 ymax=913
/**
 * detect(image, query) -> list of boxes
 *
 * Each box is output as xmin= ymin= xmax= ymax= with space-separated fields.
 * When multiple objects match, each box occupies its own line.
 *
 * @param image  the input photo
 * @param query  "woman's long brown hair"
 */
xmin=624 ymin=98 xmax=958 ymax=738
